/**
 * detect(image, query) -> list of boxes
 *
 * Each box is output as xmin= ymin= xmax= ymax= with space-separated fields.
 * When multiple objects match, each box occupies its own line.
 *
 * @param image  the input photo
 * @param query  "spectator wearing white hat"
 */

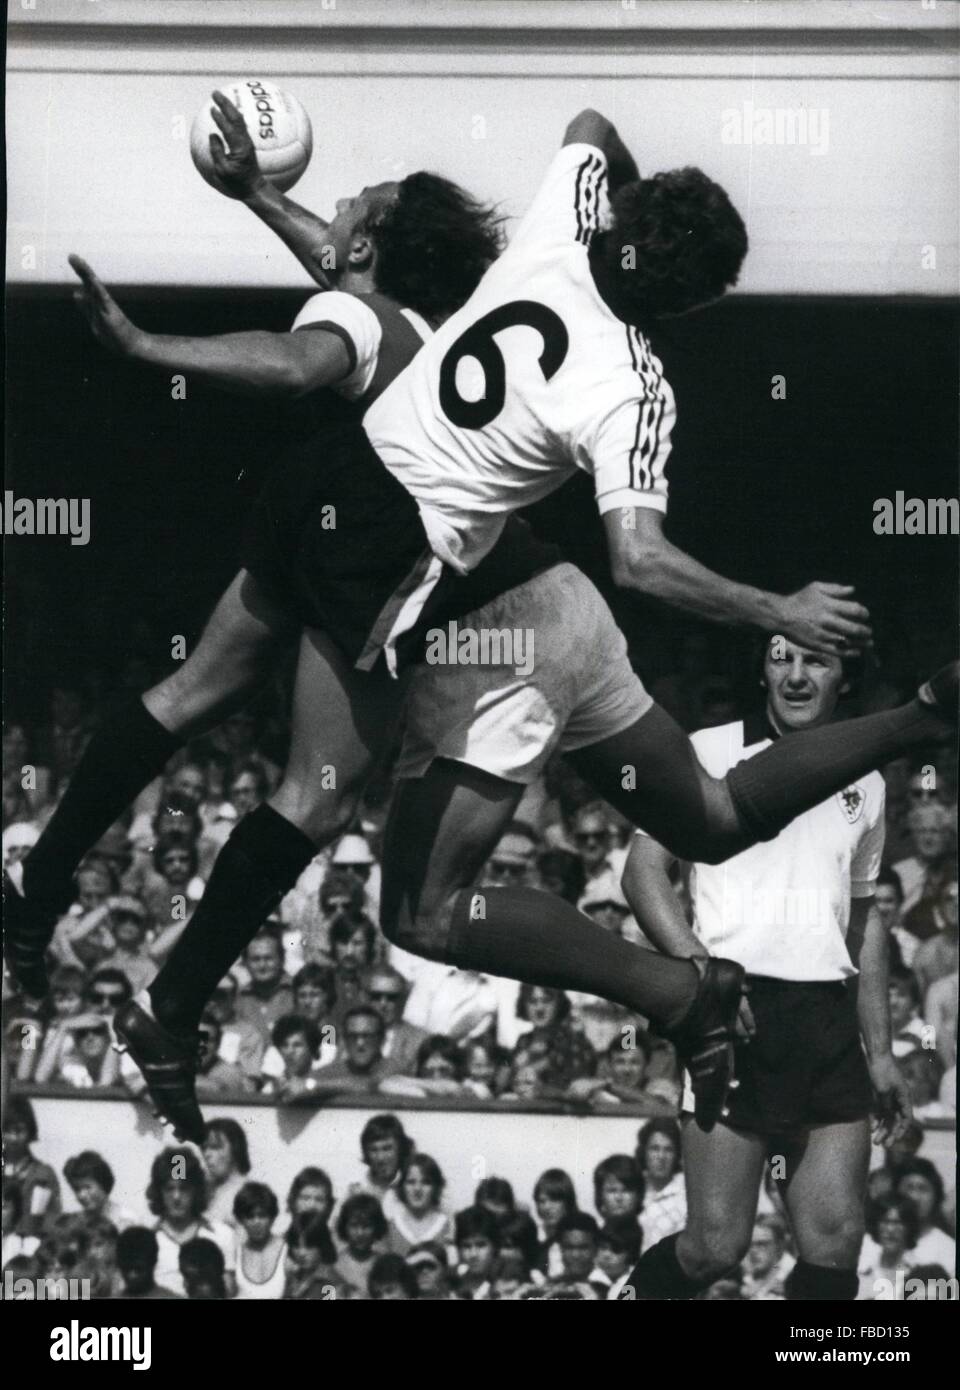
xmin=332 ymin=832 xmax=381 ymax=919
xmin=2 ymin=821 xmax=40 ymax=871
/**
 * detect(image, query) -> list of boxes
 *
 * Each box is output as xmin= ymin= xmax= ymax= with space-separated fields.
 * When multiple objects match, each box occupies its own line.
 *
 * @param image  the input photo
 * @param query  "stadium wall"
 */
xmin=6 ymin=0 xmax=959 ymax=294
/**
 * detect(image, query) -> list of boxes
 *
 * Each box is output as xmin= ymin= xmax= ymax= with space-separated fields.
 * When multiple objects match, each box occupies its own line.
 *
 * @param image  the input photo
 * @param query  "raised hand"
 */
xmin=208 ymin=90 xmax=264 ymax=199
xmin=68 ymin=255 xmax=142 ymax=356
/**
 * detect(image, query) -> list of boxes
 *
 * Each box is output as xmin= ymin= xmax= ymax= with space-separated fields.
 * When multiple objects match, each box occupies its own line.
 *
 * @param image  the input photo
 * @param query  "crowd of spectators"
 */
xmin=2 ymin=630 xmax=956 ymax=1299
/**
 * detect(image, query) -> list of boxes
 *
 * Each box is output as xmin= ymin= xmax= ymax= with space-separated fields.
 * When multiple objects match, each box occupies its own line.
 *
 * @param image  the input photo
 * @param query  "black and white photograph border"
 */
xmin=2 ymin=0 xmax=957 ymax=1351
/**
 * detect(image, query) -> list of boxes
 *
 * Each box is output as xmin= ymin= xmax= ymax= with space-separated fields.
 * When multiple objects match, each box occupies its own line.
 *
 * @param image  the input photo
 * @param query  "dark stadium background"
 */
xmin=5 ymin=290 xmax=958 ymax=723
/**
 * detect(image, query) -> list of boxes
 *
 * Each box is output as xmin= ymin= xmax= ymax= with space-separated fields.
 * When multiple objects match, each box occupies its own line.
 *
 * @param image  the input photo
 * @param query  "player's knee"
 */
xmin=798 ymin=1211 xmax=865 ymax=1265
xmin=681 ymin=1216 xmax=752 ymax=1281
xmin=269 ymin=784 xmax=358 ymax=848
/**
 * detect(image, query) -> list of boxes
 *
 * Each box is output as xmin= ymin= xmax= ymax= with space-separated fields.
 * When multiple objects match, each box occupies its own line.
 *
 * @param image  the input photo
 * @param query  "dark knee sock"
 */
xmin=620 ymin=1235 xmax=709 ymax=1301
xmin=785 ymin=1260 xmax=858 ymax=1301
xmin=446 ymin=886 xmax=697 ymax=1029
xmin=727 ymin=699 xmax=942 ymax=843
xmin=21 ymin=698 xmax=181 ymax=912
xmin=149 ymin=804 xmax=315 ymax=1036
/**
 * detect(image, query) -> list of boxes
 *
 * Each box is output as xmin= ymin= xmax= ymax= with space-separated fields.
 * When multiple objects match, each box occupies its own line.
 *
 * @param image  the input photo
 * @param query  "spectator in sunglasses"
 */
xmin=34 ymin=1011 xmax=118 ymax=1089
xmin=572 ymin=803 xmax=627 ymax=898
xmin=85 ymin=967 xmax=133 ymax=1018
xmin=194 ymin=1011 xmax=255 ymax=1099
xmin=206 ymin=973 xmax=266 ymax=1082
xmin=480 ymin=824 xmax=539 ymax=889
xmin=362 ymin=965 xmax=427 ymax=1075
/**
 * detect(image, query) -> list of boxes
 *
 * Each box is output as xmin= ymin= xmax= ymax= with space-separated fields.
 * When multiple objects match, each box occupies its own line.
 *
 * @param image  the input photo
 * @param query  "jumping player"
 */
xmin=615 ymin=637 xmax=914 ymax=1302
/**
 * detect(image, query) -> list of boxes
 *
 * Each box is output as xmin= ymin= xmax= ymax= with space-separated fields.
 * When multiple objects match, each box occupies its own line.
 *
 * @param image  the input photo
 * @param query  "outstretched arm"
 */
xmin=563 ymin=108 xmax=639 ymax=191
xmin=604 ymin=507 xmax=873 ymax=656
xmin=69 ymin=255 xmax=351 ymax=397
xmin=207 ymin=91 xmax=334 ymax=288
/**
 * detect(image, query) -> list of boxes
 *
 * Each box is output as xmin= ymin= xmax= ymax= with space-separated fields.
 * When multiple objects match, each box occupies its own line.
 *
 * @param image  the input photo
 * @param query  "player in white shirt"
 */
xmin=616 ymin=636 xmax=913 ymax=1303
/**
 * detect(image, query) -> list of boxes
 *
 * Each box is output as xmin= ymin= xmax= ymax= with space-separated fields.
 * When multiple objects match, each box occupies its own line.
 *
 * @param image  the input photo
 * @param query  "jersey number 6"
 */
xmin=438 ymin=300 xmax=568 ymax=430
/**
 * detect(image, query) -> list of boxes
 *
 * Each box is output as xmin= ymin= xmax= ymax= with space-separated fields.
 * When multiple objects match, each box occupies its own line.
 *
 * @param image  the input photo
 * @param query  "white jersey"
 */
xmin=669 ymin=715 xmax=885 ymax=982
xmin=364 ymin=143 xmax=676 ymax=574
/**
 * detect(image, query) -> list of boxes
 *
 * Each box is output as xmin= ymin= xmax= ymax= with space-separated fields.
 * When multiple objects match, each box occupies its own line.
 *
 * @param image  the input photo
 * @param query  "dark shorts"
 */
xmin=241 ymin=422 xmax=559 ymax=671
xmin=722 ymin=976 xmax=873 ymax=1136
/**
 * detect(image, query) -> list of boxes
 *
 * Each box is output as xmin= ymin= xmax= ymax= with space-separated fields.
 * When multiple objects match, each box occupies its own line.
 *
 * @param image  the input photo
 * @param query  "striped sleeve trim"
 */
xmin=573 ymin=153 xmax=608 ymax=245
xmin=625 ymin=326 xmax=668 ymax=492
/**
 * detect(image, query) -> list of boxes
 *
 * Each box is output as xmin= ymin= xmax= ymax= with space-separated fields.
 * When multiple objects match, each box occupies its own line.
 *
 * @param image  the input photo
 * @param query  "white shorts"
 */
xmin=397 ymin=562 xmax=652 ymax=785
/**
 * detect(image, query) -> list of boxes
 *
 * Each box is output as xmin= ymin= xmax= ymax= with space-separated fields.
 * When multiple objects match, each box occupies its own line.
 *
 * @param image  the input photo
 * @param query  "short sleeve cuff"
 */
xmin=596 ymin=488 xmax=669 ymax=518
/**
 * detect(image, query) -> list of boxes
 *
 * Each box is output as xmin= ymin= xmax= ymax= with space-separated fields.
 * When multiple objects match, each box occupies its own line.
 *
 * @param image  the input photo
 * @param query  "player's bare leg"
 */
xmin=779 ymin=1121 xmax=870 ymax=1300
xmin=115 ymin=625 xmax=405 ymax=1142
xmin=380 ymin=757 xmax=745 ymax=1128
xmin=619 ymin=1118 xmax=767 ymax=1300
xmin=3 ymin=568 xmax=295 ymax=999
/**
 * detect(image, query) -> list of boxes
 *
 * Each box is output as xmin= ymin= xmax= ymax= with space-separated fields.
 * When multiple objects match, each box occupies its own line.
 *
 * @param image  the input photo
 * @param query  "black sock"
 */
xmin=446 ymin=886 xmax=697 ymax=1030
xmin=727 ymin=699 xmax=942 ymax=842
xmin=22 ymin=697 xmax=181 ymax=912
xmin=785 ymin=1260 xmax=858 ymax=1301
xmin=149 ymin=804 xmax=315 ymax=1036
xmin=619 ymin=1234 xmax=708 ymax=1301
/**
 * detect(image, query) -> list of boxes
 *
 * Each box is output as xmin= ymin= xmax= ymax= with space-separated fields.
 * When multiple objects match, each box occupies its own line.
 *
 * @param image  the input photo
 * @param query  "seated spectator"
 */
xmin=857 ymin=1196 xmax=921 ymax=1300
xmin=261 ymin=1015 xmax=325 ymax=1100
xmin=533 ymin=1169 xmax=579 ymax=1277
xmin=63 ymin=1151 xmax=135 ymax=1231
xmin=347 ymin=1115 xmax=413 ymax=1221
xmin=283 ymin=1210 xmax=348 ymax=1300
xmin=572 ymin=803 xmax=627 ymax=898
xmin=498 ymin=1212 xmax=543 ymax=1281
xmin=553 ymin=1212 xmax=606 ymax=1298
xmin=234 ymin=1182 xmax=286 ymax=1301
xmin=462 ymin=1038 xmax=510 ymax=1100
xmin=388 ymin=1154 xmax=453 ymax=1253
xmin=454 ymin=1205 xmax=501 ymax=1300
xmin=894 ymin=803 xmax=955 ymax=926
xmin=595 ymin=1226 xmax=640 ymax=1300
xmin=489 ymin=1251 xmax=531 ymax=1300
xmin=34 ymin=969 xmax=88 ymax=1081
xmin=570 ymin=1032 xmax=678 ymax=1111
xmin=259 ymin=965 xmax=338 ymax=1085
xmin=897 ymin=1047 xmax=949 ymax=1121
xmin=363 ymin=964 xmax=427 ymax=1073
xmin=2 ymin=1097 xmax=62 ymax=1234
xmin=35 ymin=1011 xmax=118 ymax=1089
xmin=206 ymin=973 xmax=266 ymax=1081
xmin=226 ymin=760 xmax=270 ymax=820
xmin=329 ymin=908 xmax=379 ymax=1015
xmin=382 ymin=1034 xmax=466 ymax=1099
xmin=331 ymin=831 xmax=381 ymax=918
xmin=114 ymin=1227 xmax=180 ymax=1299
xmin=84 ymin=966 xmax=133 ymax=1022
xmin=281 ymin=868 xmax=364 ymax=974
xmin=875 ymin=868 xmax=914 ymax=968
xmin=2 ymin=1180 xmax=39 ymax=1265
xmin=911 ymin=875 xmax=959 ymax=998
xmin=146 ymin=1147 xmax=236 ymax=1298
xmin=286 ymin=1168 xmax=335 ymax=1229
xmin=593 ymin=1155 xmax=643 ymax=1243
xmin=234 ymin=931 xmax=294 ymax=1044
xmin=179 ymin=1236 xmax=227 ymax=1299
xmin=741 ymin=1215 xmax=795 ymax=1300
xmin=50 ymin=874 xmax=116 ymax=969
xmin=636 ymin=1119 xmax=687 ymax=1249
xmin=925 ymin=969 xmax=958 ymax=1069
xmin=405 ymin=1242 xmax=457 ymax=1300
xmin=125 ymin=793 xmax=202 ymax=893
xmin=479 ymin=823 xmax=540 ymax=893
xmin=888 ymin=972 xmax=928 ymax=1056
xmin=143 ymin=834 xmax=205 ymax=942
xmin=36 ymin=1224 xmax=91 ymax=1292
xmin=335 ymin=1194 xmax=388 ymax=1293
xmin=98 ymin=896 xmax=154 ymax=994
xmin=305 ymin=1006 xmax=408 ymax=1098
xmin=202 ymin=1119 xmax=252 ymax=1227
xmin=474 ymin=1177 xmax=516 ymax=1229
xmin=895 ymin=1160 xmax=956 ymax=1270
xmin=513 ymin=984 xmax=597 ymax=1091
xmin=368 ymin=1252 xmax=417 ymax=1300
xmin=192 ymin=1011 xmax=255 ymax=1099
xmin=82 ymin=1215 xmax=122 ymax=1297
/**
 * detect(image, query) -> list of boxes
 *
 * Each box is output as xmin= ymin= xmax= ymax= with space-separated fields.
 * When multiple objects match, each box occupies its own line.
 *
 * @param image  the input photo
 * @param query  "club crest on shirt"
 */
xmin=837 ymin=784 xmax=865 ymax=824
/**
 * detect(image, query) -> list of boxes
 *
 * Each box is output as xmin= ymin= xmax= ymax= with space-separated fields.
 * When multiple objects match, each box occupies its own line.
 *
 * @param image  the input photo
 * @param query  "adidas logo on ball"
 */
xmin=245 ymin=80 xmax=278 ymax=141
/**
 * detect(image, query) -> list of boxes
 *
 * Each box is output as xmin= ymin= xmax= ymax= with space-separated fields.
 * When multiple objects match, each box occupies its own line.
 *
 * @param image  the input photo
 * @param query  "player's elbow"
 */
xmin=610 ymin=544 xmax=657 ymax=593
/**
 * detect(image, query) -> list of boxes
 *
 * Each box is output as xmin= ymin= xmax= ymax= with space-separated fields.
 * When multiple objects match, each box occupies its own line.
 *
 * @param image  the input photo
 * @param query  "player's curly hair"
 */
xmin=605 ymin=167 xmax=748 ymax=319
xmin=365 ymin=172 xmax=503 ymax=325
